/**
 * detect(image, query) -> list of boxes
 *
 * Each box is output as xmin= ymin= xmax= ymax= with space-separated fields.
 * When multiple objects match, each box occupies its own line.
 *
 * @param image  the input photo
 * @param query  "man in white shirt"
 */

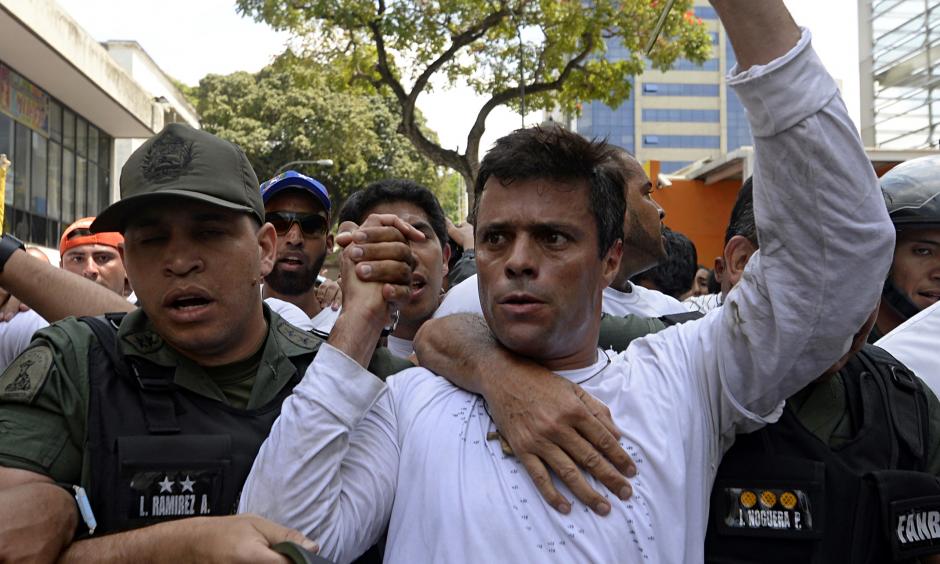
xmin=336 ymin=179 xmax=451 ymax=359
xmin=433 ymin=148 xmax=687 ymax=320
xmin=239 ymin=4 xmax=894 ymax=561
xmin=260 ymin=170 xmax=341 ymax=333
xmin=877 ymin=300 xmax=940 ymax=394
xmin=0 ymin=218 xmax=130 ymax=372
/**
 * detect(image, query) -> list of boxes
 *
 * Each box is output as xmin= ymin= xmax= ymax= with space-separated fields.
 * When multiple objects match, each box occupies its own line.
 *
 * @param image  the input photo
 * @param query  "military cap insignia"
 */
xmin=141 ymin=131 xmax=193 ymax=182
xmin=0 ymin=346 xmax=53 ymax=403
xmin=276 ymin=320 xmax=318 ymax=349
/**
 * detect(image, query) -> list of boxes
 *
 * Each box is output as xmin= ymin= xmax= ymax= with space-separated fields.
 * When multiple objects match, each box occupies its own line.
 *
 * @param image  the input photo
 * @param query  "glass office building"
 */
xmin=571 ymin=0 xmax=752 ymax=174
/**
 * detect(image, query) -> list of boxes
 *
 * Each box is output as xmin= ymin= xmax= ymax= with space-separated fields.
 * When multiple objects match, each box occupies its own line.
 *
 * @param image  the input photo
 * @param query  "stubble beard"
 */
xmin=265 ymin=254 xmax=326 ymax=296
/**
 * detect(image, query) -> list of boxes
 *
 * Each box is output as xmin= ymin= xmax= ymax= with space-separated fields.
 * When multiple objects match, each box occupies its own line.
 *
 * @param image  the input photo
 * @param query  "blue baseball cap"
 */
xmin=260 ymin=170 xmax=331 ymax=214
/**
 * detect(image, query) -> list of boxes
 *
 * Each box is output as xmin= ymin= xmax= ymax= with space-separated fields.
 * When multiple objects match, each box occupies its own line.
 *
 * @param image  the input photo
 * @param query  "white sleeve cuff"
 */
xmin=728 ymin=29 xmax=840 ymax=137
xmin=297 ymin=343 xmax=387 ymax=428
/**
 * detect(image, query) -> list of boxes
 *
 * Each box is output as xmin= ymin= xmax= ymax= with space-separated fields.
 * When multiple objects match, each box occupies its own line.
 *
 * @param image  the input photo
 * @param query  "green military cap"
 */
xmin=91 ymin=123 xmax=264 ymax=233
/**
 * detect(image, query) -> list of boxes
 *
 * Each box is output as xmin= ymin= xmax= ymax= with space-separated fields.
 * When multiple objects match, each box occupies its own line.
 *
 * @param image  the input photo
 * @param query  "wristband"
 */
xmin=0 ymin=234 xmax=25 ymax=273
xmin=58 ymin=483 xmax=97 ymax=536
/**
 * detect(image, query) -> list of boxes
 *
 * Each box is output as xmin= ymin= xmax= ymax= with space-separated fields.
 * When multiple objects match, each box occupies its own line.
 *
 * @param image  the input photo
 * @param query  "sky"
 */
xmin=57 ymin=0 xmax=861 ymax=157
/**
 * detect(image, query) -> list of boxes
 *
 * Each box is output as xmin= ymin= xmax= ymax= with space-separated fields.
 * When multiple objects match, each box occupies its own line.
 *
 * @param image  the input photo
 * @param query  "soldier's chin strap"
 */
xmin=882 ymin=277 xmax=922 ymax=323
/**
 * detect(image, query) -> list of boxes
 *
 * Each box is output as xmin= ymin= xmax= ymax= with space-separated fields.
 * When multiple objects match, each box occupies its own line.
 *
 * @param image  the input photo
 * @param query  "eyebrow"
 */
xmin=911 ymin=239 xmax=940 ymax=246
xmin=479 ymin=220 xmax=580 ymax=233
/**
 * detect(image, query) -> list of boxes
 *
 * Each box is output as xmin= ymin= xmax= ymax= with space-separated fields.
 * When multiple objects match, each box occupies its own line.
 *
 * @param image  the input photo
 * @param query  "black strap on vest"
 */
xmin=80 ymin=315 xmax=181 ymax=434
xmin=658 ymin=311 xmax=705 ymax=326
xmin=851 ymin=345 xmax=929 ymax=470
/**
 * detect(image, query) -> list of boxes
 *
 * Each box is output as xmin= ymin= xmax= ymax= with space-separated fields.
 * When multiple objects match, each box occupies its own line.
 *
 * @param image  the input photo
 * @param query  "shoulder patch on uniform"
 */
xmin=123 ymin=331 xmax=164 ymax=354
xmin=0 ymin=346 xmax=53 ymax=404
xmin=276 ymin=320 xmax=320 ymax=350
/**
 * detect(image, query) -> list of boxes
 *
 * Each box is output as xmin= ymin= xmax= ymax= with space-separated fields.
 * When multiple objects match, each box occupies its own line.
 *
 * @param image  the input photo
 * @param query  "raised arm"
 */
xmin=0 ymin=249 xmax=132 ymax=321
xmin=240 ymin=214 xmax=420 ymax=563
xmin=695 ymin=0 xmax=894 ymax=429
xmin=413 ymin=313 xmax=638 ymax=515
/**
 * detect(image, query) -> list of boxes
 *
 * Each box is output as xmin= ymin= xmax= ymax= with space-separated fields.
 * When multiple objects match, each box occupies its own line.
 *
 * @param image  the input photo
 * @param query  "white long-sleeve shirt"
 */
xmin=239 ymin=32 xmax=895 ymax=563
xmin=876 ymin=301 xmax=940 ymax=394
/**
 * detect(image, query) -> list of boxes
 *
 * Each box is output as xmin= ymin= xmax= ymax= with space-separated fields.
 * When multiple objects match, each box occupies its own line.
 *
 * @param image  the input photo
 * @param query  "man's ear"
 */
xmin=257 ymin=222 xmax=277 ymax=278
xmin=326 ymin=233 xmax=335 ymax=254
xmin=722 ymin=235 xmax=757 ymax=286
xmin=602 ymin=239 xmax=624 ymax=287
xmin=441 ymin=243 xmax=452 ymax=277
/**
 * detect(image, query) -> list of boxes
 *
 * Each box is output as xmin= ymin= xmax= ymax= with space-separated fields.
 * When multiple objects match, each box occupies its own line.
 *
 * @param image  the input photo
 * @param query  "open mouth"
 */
xmin=918 ymin=290 xmax=940 ymax=304
xmin=410 ymin=274 xmax=427 ymax=299
xmin=498 ymin=292 xmax=546 ymax=314
xmin=163 ymin=288 xmax=215 ymax=321
xmin=278 ymin=256 xmax=305 ymax=268
xmin=170 ymin=296 xmax=212 ymax=310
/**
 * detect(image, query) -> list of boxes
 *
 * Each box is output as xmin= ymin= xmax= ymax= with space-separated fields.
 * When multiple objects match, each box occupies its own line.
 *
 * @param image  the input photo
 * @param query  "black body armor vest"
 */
xmin=80 ymin=314 xmax=316 ymax=535
xmin=705 ymin=345 xmax=940 ymax=563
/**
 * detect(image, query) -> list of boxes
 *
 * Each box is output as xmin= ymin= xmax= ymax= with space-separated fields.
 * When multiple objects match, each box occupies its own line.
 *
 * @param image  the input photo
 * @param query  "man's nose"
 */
xmin=504 ymin=237 xmax=538 ymax=279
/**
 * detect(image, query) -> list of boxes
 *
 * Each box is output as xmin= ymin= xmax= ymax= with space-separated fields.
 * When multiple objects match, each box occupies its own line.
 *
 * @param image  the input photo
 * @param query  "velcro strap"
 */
xmin=868 ymin=470 xmax=940 ymax=560
xmin=130 ymin=363 xmax=180 ymax=434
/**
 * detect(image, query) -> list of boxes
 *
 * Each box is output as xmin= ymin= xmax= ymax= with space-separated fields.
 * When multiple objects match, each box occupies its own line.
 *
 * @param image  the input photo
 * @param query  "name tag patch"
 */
xmin=127 ymin=469 xmax=219 ymax=520
xmin=722 ymin=487 xmax=815 ymax=536
xmin=892 ymin=497 xmax=940 ymax=559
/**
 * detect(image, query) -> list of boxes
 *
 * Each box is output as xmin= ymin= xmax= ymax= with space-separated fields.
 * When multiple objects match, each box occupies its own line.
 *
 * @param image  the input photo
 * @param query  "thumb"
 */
xmin=252 ymin=518 xmax=319 ymax=554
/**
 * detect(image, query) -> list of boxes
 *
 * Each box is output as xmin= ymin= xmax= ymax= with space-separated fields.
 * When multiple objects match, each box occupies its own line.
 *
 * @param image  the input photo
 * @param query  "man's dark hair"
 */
xmin=706 ymin=268 xmax=721 ymax=294
xmin=630 ymin=227 xmax=699 ymax=299
xmin=338 ymin=179 xmax=448 ymax=249
xmin=471 ymin=124 xmax=626 ymax=258
xmin=724 ymin=177 xmax=757 ymax=247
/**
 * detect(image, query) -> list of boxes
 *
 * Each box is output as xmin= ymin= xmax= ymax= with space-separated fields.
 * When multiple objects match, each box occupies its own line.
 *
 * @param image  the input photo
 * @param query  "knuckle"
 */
xmin=558 ymin=466 xmax=581 ymax=484
xmin=581 ymin=451 xmax=602 ymax=470
xmin=595 ymin=434 xmax=616 ymax=452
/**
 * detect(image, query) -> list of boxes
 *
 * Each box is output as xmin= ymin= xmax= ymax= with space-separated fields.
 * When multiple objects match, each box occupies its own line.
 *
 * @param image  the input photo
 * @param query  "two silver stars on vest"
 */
xmin=158 ymin=475 xmax=196 ymax=493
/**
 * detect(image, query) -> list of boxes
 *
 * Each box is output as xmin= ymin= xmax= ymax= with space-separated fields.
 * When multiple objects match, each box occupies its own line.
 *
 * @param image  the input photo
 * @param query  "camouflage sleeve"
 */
xmin=597 ymin=314 xmax=667 ymax=353
xmin=367 ymin=347 xmax=414 ymax=380
xmin=0 ymin=319 xmax=91 ymax=483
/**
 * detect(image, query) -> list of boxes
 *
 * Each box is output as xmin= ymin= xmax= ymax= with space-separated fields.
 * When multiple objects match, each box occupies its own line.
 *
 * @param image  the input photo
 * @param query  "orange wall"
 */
xmin=653 ymin=178 xmax=743 ymax=266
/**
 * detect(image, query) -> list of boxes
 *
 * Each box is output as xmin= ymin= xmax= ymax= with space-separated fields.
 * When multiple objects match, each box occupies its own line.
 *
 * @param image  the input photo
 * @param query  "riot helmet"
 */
xmin=880 ymin=155 xmax=940 ymax=321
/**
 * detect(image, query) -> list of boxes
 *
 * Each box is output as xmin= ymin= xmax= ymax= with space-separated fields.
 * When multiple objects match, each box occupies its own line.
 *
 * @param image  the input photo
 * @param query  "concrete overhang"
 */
xmin=0 ymin=0 xmax=157 ymax=138
xmin=672 ymin=147 xmax=754 ymax=185
xmin=673 ymin=147 xmax=940 ymax=184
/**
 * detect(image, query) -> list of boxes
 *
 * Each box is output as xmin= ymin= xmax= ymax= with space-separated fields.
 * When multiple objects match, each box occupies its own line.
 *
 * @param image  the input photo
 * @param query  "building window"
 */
xmin=659 ymin=161 xmax=692 ymax=174
xmin=648 ymin=58 xmax=720 ymax=72
xmin=695 ymin=6 xmax=718 ymax=19
xmin=0 ymin=62 xmax=113 ymax=246
xmin=642 ymin=135 xmax=720 ymax=148
xmin=642 ymin=83 xmax=720 ymax=97
xmin=643 ymin=109 xmax=720 ymax=122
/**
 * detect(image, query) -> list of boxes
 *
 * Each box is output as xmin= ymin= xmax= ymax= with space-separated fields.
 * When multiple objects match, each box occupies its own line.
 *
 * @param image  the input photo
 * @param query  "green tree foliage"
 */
xmin=235 ymin=0 xmax=711 ymax=199
xmin=185 ymin=52 xmax=441 ymax=213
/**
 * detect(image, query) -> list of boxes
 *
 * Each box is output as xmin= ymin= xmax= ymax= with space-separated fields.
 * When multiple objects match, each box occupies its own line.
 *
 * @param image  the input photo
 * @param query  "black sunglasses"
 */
xmin=267 ymin=212 xmax=329 ymax=236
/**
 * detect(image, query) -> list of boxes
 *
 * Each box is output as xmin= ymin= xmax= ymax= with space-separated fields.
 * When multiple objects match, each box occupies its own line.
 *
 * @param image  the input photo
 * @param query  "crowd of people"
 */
xmin=0 ymin=0 xmax=937 ymax=562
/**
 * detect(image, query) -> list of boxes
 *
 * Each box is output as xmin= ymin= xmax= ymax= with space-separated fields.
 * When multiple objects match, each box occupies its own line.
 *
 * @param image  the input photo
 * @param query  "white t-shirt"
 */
xmin=876 ymin=301 xmax=940 ymax=395
xmin=310 ymin=306 xmax=340 ymax=335
xmin=684 ymin=293 xmax=723 ymax=315
xmin=436 ymin=275 xmax=687 ymax=320
xmin=240 ymin=33 xmax=896 ymax=563
xmin=0 ymin=310 xmax=48 ymax=373
xmin=264 ymin=297 xmax=314 ymax=331
xmin=386 ymin=335 xmax=414 ymax=360
xmin=263 ymin=297 xmax=340 ymax=335
xmin=0 ymin=291 xmax=138 ymax=373
xmin=602 ymin=284 xmax=688 ymax=317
